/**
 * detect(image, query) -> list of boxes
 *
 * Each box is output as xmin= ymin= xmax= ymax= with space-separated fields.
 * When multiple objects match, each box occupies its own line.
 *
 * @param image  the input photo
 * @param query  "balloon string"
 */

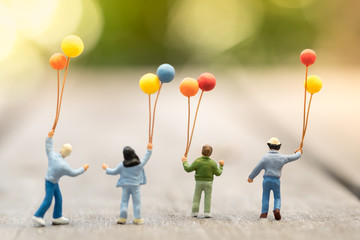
xmin=150 ymin=83 xmax=162 ymax=144
xmin=51 ymin=70 xmax=60 ymax=131
xmin=148 ymin=94 xmax=152 ymax=144
xmin=300 ymin=94 xmax=313 ymax=148
xmin=53 ymin=57 xmax=70 ymax=132
xmin=299 ymin=66 xmax=308 ymax=149
xmin=184 ymin=97 xmax=191 ymax=157
xmin=186 ymin=90 xmax=204 ymax=157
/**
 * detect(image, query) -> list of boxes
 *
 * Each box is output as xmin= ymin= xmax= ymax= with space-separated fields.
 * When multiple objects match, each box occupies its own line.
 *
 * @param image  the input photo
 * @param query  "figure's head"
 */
xmin=123 ymin=146 xmax=140 ymax=167
xmin=202 ymin=145 xmax=213 ymax=157
xmin=267 ymin=137 xmax=281 ymax=150
xmin=60 ymin=143 xmax=72 ymax=158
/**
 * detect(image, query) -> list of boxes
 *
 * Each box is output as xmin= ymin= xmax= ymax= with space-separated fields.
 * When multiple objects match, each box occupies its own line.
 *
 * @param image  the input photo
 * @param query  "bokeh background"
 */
xmin=0 ymin=1 xmax=359 ymax=237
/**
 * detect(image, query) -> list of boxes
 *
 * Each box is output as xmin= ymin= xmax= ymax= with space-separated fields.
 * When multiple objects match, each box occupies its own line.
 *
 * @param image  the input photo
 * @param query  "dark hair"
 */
xmin=267 ymin=143 xmax=281 ymax=150
xmin=202 ymin=145 xmax=213 ymax=157
xmin=123 ymin=146 xmax=140 ymax=167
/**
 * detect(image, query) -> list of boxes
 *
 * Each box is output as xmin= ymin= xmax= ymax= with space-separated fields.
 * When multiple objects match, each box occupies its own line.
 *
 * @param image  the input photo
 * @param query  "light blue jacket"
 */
xmin=249 ymin=150 xmax=301 ymax=180
xmin=106 ymin=150 xmax=152 ymax=187
xmin=45 ymin=137 xmax=85 ymax=184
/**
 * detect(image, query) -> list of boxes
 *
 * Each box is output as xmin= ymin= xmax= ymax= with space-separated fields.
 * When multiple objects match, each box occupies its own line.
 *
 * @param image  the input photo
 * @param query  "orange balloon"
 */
xmin=49 ymin=53 xmax=67 ymax=70
xmin=180 ymin=78 xmax=199 ymax=97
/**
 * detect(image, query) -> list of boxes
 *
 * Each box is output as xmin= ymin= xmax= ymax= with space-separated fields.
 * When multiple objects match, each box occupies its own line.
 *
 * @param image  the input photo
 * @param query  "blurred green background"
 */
xmin=0 ymin=0 xmax=359 ymax=99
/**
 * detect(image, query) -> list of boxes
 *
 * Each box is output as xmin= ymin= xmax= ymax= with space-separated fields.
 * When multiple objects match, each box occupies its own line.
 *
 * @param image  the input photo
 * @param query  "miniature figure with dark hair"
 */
xmin=248 ymin=137 xmax=302 ymax=220
xmin=182 ymin=145 xmax=224 ymax=218
xmin=102 ymin=143 xmax=152 ymax=225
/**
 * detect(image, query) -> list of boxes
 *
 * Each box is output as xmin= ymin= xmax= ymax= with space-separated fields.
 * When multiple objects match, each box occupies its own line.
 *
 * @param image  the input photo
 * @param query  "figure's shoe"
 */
xmin=32 ymin=216 xmax=46 ymax=227
xmin=52 ymin=216 xmax=70 ymax=225
xmin=191 ymin=212 xmax=198 ymax=218
xmin=259 ymin=212 xmax=268 ymax=219
xmin=117 ymin=218 xmax=127 ymax=224
xmin=204 ymin=213 xmax=211 ymax=218
xmin=133 ymin=218 xmax=144 ymax=225
xmin=273 ymin=209 xmax=281 ymax=220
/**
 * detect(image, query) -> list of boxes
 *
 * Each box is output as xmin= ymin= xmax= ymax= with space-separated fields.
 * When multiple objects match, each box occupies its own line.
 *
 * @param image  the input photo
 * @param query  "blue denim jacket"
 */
xmin=106 ymin=150 xmax=152 ymax=187
xmin=45 ymin=137 xmax=85 ymax=184
xmin=249 ymin=150 xmax=301 ymax=180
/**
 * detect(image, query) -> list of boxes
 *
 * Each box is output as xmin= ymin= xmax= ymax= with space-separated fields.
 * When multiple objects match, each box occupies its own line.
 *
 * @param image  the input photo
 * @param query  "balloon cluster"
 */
xmin=299 ymin=49 xmax=323 ymax=149
xmin=139 ymin=64 xmax=175 ymax=144
xmin=49 ymin=35 xmax=84 ymax=133
xmin=179 ymin=73 xmax=216 ymax=157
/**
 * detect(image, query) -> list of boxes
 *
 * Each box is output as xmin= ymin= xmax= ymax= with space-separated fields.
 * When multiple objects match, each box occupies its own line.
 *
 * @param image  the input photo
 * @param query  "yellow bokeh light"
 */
xmin=167 ymin=0 xmax=263 ymax=54
xmin=0 ymin=2 xmax=17 ymax=61
xmin=269 ymin=0 xmax=315 ymax=8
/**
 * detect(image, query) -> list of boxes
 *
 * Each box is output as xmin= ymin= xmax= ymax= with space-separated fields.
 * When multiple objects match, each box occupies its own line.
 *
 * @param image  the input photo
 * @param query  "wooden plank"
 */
xmin=0 ymin=69 xmax=359 ymax=240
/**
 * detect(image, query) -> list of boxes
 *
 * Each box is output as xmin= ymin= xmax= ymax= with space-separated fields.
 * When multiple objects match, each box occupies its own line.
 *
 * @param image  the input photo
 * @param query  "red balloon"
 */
xmin=300 ymin=49 xmax=316 ymax=66
xmin=197 ymin=72 xmax=216 ymax=91
xmin=49 ymin=53 xmax=67 ymax=70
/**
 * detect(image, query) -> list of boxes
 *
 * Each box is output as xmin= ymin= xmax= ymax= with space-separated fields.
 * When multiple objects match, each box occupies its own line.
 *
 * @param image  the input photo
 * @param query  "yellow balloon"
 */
xmin=61 ymin=35 xmax=84 ymax=58
xmin=305 ymin=75 xmax=322 ymax=94
xmin=139 ymin=73 xmax=160 ymax=94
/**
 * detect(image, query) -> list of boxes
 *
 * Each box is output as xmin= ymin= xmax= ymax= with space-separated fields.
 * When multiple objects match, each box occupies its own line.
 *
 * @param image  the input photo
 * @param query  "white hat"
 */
xmin=267 ymin=137 xmax=281 ymax=145
xmin=60 ymin=143 xmax=72 ymax=157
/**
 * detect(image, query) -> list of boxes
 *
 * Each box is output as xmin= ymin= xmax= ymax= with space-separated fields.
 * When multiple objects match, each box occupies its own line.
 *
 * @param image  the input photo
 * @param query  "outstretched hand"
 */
xmin=182 ymin=156 xmax=187 ymax=163
xmin=83 ymin=164 xmax=89 ymax=171
xmin=295 ymin=148 xmax=303 ymax=154
xmin=247 ymin=178 xmax=253 ymax=183
xmin=147 ymin=143 xmax=153 ymax=150
xmin=219 ymin=160 xmax=224 ymax=166
xmin=102 ymin=163 xmax=109 ymax=170
xmin=48 ymin=130 xmax=54 ymax=138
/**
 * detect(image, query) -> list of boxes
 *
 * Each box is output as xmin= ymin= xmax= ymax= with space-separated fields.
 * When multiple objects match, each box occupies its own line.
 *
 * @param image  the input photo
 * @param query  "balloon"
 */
xmin=197 ymin=72 xmax=216 ymax=91
xmin=180 ymin=78 xmax=199 ymax=97
xmin=61 ymin=35 xmax=84 ymax=58
xmin=139 ymin=73 xmax=161 ymax=94
xmin=305 ymin=75 xmax=322 ymax=94
xmin=157 ymin=64 xmax=175 ymax=83
xmin=300 ymin=49 xmax=316 ymax=66
xmin=49 ymin=53 xmax=67 ymax=70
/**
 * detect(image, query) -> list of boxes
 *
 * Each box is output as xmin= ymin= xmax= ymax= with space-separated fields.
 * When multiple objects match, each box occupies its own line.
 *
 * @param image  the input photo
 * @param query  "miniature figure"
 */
xmin=182 ymin=144 xmax=224 ymax=218
xmin=102 ymin=143 xmax=153 ymax=225
xmin=247 ymin=137 xmax=302 ymax=220
xmin=32 ymin=130 xmax=89 ymax=226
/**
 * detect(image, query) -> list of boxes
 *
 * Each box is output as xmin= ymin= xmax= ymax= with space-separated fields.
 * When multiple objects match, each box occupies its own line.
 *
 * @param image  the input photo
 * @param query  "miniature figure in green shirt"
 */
xmin=182 ymin=145 xmax=224 ymax=218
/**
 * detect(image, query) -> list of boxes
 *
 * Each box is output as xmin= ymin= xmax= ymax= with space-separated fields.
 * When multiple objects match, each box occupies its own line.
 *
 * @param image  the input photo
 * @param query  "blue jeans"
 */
xmin=262 ymin=176 xmax=281 ymax=213
xmin=34 ymin=180 xmax=62 ymax=219
xmin=120 ymin=186 xmax=141 ymax=219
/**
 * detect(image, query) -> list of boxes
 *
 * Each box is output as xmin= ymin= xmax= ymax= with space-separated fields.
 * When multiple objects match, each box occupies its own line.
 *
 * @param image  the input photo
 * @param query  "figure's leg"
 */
xmin=203 ymin=181 xmax=213 ymax=217
xmin=34 ymin=181 xmax=56 ymax=218
xmin=53 ymin=184 xmax=63 ymax=219
xmin=273 ymin=179 xmax=281 ymax=220
xmin=120 ymin=187 xmax=130 ymax=219
xmin=191 ymin=181 xmax=202 ymax=217
xmin=132 ymin=186 xmax=142 ymax=219
xmin=261 ymin=178 xmax=271 ymax=217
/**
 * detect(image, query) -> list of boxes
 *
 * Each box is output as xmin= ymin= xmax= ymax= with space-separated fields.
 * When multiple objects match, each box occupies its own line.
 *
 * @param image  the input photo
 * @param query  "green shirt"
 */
xmin=183 ymin=156 xmax=223 ymax=181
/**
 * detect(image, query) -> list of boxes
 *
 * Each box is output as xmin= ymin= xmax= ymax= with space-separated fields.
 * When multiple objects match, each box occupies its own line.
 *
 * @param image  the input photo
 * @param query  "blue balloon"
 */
xmin=156 ymin=64 xmax=175 ymax=83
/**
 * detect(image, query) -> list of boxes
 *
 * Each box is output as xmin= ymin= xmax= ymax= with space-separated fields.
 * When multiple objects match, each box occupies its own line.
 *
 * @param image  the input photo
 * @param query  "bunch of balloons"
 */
xmin=179 ymin=73 xmax=216 ymax=157
xmin=139 ymin=64 xmax=175 ymax=144
xmin=49 ymin=35 xmax=84 ymax=133
xmin=299 ymin=49 xmax=323 ymax=149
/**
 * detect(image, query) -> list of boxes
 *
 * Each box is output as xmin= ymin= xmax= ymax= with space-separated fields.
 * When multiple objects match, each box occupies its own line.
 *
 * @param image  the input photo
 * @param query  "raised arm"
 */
xmin=182 ymin=156 xmax=198 ymax=173
xmin=139 ymin=143 xmax=153 ymax=168
xmin=45 ymin=130 xmax=55 ymax=155
xmin=284 ymin=151 xmax=302 ymax=164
